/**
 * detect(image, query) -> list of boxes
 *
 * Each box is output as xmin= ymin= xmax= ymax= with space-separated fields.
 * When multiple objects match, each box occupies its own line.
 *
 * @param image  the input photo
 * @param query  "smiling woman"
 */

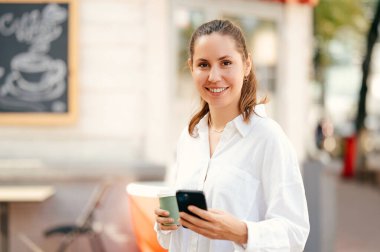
xmin=186 ymin=23 xmax=266 ymax=142
xmin=189 ymin=33 xmax=250 ymax=118
xmin=154 ymin=20 xmax=310 ymax=252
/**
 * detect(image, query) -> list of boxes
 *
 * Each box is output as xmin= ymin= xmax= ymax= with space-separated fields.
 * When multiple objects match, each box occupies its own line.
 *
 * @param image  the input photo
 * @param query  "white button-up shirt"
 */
xmin=156 ymin=105 xmax=310 ymax=251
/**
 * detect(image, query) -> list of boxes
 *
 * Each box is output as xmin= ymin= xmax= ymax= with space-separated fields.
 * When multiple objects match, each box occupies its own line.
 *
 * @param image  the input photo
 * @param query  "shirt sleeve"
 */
xmin=154 ymin=222 xmax=172 ymax=249
xmin=242 ymin=131 xmax=310 ymax=251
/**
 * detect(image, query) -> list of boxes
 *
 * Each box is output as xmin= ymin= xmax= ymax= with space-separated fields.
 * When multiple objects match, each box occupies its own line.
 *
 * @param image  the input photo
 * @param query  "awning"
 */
xmin=265 ymin=0 xmax=318 ymax=5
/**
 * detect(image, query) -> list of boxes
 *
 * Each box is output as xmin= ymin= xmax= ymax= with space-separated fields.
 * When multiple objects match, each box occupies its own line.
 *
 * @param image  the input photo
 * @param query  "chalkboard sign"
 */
xmin=0 ymin=0 xmax=77 ymax=125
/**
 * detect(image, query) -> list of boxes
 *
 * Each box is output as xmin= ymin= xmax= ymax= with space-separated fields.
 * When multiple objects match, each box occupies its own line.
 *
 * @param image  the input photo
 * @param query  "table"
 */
xmin=0 ymin=186 xmax=55 ymax=252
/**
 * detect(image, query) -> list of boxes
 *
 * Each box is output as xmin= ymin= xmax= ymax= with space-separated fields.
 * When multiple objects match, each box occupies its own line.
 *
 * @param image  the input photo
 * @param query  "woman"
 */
xmin=155 ymin=19 xmax=309 ymax=251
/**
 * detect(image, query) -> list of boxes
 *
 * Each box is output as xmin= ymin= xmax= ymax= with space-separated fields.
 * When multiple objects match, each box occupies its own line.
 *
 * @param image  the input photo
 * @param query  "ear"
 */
xmin=188 ymin=58 xmax=193 ymax=72
xmin=244 ymin=54 xmax=252 ymax=76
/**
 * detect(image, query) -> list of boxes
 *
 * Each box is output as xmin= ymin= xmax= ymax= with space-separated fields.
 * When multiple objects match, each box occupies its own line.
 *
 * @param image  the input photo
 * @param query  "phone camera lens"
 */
xmin=177 ymin=193 xmax=189 ymax=202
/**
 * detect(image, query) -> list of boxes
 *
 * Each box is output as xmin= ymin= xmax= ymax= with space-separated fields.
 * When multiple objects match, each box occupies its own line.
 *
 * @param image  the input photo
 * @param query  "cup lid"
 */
xmin=157 ymin=189 xmax=175 ymax=197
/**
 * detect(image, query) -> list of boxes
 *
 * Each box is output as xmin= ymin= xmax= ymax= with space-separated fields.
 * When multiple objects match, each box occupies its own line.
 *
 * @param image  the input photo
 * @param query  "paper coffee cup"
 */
xmin=158 ymin=190 xmax=179 ymax=226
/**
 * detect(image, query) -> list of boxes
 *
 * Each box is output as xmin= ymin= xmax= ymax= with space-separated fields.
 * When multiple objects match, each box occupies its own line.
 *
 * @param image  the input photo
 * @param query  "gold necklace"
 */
xmin=210 ymin=128 xmax=224 ymax=133
xmin=208 ymin=117 xmax=225 ymax=133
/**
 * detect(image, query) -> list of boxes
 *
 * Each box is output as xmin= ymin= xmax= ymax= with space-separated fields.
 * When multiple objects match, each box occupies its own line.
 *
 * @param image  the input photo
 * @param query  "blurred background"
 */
xmin=0 ymin=0 xmax=379 ymax=251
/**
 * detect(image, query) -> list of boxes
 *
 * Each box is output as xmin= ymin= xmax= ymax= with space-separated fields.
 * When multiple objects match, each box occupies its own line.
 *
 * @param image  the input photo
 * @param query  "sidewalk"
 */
xmin=335 ymin=178 xmax=380 ymax=252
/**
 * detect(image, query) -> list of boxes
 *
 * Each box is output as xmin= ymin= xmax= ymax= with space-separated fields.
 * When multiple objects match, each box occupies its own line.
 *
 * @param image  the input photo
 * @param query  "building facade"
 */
xmin=0 ymin=0 xmax=314 ymax=173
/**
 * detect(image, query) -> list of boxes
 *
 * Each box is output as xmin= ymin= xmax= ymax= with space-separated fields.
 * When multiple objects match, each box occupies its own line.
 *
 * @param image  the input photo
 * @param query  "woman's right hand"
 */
xmin=155 ymin=208 xmax=180 ymax=231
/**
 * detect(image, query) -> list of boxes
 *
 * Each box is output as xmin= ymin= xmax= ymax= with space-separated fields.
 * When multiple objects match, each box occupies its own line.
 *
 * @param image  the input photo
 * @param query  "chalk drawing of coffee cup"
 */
xmin=8 ymin=52 xmax=66 ymax=102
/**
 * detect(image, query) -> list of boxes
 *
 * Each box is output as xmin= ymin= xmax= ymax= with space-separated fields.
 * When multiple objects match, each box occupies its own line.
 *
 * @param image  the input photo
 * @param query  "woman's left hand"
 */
xmin=179 ymin=206 xmax=248 ymax=244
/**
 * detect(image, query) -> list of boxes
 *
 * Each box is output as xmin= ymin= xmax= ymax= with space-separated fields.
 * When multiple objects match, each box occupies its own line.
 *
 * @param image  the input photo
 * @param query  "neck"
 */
xmin=209 ymin=105 xmax=240 ymax=131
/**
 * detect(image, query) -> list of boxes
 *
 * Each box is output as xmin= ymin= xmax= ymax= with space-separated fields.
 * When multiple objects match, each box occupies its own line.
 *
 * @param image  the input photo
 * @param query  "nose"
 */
xmin=208 ymin=66 xmax=222 ymax=83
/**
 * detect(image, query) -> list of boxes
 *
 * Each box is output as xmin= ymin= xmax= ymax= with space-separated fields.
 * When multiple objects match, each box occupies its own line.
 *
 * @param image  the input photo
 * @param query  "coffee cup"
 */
xmin=158 ymin=190 xmax=180 ymax=226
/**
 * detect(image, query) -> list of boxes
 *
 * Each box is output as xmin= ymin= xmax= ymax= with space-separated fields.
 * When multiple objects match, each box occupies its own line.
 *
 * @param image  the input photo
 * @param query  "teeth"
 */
xmin=209 ymin=87 xmax=227 ymax=93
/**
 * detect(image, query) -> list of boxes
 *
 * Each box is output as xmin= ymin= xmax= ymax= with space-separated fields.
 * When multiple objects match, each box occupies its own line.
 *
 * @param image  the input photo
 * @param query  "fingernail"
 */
xmin=188 ymin=206 xmax=194 ymax=211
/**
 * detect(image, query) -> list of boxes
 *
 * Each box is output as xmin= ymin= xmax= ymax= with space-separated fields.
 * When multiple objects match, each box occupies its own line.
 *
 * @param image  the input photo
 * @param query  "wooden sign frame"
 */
xmin=0 ymin=0 xmax=77 ymax=125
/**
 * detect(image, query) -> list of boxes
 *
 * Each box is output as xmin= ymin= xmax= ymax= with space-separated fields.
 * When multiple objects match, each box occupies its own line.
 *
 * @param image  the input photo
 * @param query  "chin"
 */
xmin=207 ymin=101 xmax=230 ymax=109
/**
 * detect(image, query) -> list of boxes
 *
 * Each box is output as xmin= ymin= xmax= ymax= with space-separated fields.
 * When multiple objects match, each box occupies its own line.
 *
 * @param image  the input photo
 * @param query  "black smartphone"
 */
xmin=176 ymin=190 xmax=208 ymax=218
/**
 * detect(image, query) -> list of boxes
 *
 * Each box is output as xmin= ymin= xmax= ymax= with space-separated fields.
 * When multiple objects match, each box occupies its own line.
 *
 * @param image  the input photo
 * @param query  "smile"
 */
xmin=206 ymin=87 xmax=228 ymax=93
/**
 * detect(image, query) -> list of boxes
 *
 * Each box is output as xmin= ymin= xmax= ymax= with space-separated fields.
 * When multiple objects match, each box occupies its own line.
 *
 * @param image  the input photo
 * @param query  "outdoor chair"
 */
xmin=43 ymin=182 xmax=111 ymax=252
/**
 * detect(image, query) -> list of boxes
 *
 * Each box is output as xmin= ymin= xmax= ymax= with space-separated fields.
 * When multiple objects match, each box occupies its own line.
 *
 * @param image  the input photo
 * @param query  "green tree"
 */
xmin=314 ymin=0 xmax=367 ymax=106
xmin=356 ymin=0 xmax=380 ymax=132
xmin=315 ymin=0 xmax=380 ymax=179
xmin=354 ymin=0 xmax=380 ymax=180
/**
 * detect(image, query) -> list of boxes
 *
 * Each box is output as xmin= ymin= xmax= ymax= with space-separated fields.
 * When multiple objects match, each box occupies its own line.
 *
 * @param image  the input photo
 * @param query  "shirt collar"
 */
xmin=194 ymin=114 xmax=209 ymax=137
xmin=195 ymin=104 xmax=267 ymax=138
xmin=232 ymin=115 xmax=250 ymax=137
xmin=232 ymin=104 xmax=267 ymax=137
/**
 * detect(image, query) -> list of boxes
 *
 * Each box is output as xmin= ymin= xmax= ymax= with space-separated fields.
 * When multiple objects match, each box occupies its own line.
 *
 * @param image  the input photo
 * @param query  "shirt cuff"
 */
xmin=243 ymin=219 xmax=290 ymax=251
xmin=232 ymin=220 xmax=248 ymax=251
xmin=154 ymin=221 xmax=173 ymax=235
xmin=233 ymin=242 xmax=247 ymax=251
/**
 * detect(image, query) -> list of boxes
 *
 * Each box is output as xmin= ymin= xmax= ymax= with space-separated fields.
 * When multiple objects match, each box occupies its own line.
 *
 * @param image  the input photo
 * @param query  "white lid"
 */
xmin=157 ymin=189 xmax=175 ymax=198
xmin=126 ymin=182 xmax=168 ymax=197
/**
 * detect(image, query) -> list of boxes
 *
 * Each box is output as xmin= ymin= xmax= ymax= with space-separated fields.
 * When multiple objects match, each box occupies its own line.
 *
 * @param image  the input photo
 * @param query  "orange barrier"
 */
xmin=126 ymin=183 xmax=168 ymax=252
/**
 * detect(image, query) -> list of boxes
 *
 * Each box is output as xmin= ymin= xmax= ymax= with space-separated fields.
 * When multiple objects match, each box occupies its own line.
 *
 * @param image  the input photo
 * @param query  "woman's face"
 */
xmin=189 ymin=33 xmax=251 ymax=111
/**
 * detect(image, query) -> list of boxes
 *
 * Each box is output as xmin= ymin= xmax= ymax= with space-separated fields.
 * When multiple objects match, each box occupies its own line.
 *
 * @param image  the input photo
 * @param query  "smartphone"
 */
xmin=176 ymin=190 xmax=208 ymax=218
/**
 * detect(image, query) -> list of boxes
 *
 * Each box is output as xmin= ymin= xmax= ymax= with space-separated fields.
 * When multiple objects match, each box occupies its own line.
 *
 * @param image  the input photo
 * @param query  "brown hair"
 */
xmin=188 ymin=19 xmax=266 ymax=136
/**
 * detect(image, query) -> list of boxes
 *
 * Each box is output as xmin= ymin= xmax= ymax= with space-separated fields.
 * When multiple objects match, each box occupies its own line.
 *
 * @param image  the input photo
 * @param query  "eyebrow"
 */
xmin=218 ymin=56 xmax=232 ymax=60
xmin=195 ymin=56 xmax=232 ymax=62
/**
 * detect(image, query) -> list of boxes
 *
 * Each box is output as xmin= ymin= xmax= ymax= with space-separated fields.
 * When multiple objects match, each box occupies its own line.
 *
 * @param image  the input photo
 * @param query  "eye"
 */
xmin=198 ymin=62 xmax=209 ymax=68
xmin=222 ymin=60 xmax=232 ymax=66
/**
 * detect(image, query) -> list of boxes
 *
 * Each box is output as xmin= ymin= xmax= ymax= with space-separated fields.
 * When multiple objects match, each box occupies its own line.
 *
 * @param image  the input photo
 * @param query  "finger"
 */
xmin=155 ymin=208 xmax=169 ymax=217
xmin=179 ymin=217 xmax=198 ymax=230
xmin=155 ymin=208 xmax=169 ymax=216
xmin=180 ymin=212 xmax=214 ymax=230
xmin=179 ymin=218 xmax=218 ymax=239
xmin=159 ymin=223 xmax=180 ymax=231
xmin=188 ymin=206 xmax=214 ymax=221
xmin=156 ymin=216 xmax=174 ymax=225
xmin=179 ymin=211 xmax=202 ymax=223
xmin=209 ymin=208 xmax=224 ymax=214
